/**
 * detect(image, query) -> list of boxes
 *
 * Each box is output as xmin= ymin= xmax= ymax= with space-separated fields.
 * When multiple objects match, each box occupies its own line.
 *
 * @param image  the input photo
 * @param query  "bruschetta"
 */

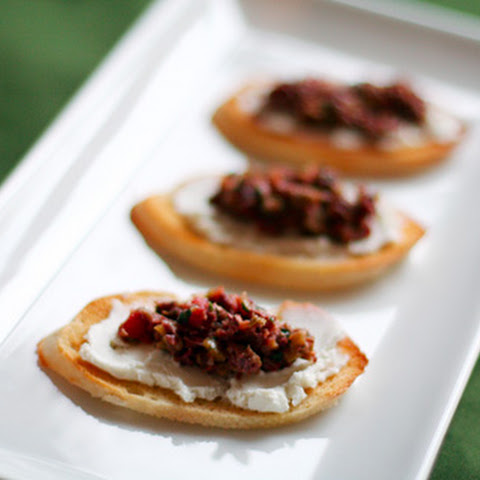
xmin=213 ymin=79 xmax=465 ymax=176
xmin=37 ymin=288 xmax=368 ymax=429
xmin=131 ymin=167 xmax=424 ymax=290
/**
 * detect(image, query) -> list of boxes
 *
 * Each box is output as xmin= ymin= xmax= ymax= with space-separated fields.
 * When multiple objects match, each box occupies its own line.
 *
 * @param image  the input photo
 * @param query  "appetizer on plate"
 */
xmin=213 ymin=78 xmax=465 ymax=175
xmin=37 ymin=287 xmax=367 ymax=429
xmin=131 ymin=166 xmax=424 ymax=290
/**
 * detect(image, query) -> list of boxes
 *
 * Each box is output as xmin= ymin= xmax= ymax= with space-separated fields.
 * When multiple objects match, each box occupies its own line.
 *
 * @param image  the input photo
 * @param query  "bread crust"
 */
xmin=130 ymin=190 xmax=425 ymax=291
xmin=212 ymin=91 xmax=465 ymax=176
xmin=37 ymin=292 xmax=368 ymax=429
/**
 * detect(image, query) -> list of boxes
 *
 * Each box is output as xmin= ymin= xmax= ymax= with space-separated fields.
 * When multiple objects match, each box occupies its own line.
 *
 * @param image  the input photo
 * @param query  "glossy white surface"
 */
xmin=0 ymin=0 xmax=480 ymax=479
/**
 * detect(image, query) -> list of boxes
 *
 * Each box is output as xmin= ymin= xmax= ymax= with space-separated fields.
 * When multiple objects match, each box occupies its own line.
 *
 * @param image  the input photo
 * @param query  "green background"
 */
xmin=0 ymin=1 xmax=478 ymax=478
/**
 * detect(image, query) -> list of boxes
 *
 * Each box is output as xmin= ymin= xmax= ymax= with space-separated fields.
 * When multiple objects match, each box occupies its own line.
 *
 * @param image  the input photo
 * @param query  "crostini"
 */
xmin=37 ymin=288 xmax=367 ymax=429
xmin=131 ymin=167 xmax=424 ymax=290
xmin=212 ymin=79 xmax=465 ymax=176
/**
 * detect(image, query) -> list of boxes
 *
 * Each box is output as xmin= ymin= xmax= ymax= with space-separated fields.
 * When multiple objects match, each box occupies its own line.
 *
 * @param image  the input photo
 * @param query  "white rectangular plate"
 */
xmin=1 ymin=1 xmax=480 ymax=479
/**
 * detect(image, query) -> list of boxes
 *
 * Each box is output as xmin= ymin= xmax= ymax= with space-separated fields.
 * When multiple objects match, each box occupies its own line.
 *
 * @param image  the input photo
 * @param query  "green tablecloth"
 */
xmin=418 ymin=0 xmax=480 ymax=16
xmin=0 ymin=1 xmax=478 ymax=478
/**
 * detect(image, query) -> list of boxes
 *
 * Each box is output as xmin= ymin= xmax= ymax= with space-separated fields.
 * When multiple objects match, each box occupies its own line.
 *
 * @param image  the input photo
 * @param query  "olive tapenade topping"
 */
xmin=260 ymin=79 xmax=425 ymax=139
xmin=118 ymin=287 xmax=316 ymax=377
xmin=210 ymin=167 xmax=376 ymax=244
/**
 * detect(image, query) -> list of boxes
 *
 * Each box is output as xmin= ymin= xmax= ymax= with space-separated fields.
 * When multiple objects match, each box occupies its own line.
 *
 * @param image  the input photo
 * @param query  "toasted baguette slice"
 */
xmin=37 ymin=292 xmax=368 ymax=429
xmin=212 ymin=90 xmax=465 ymax=176
xmin=131 ymin=191 xmax=424 ymax=291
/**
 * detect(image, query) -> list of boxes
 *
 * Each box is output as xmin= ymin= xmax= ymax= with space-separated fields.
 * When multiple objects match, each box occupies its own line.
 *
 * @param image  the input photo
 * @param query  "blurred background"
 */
xmin=0 ymin=0 xmax=150 ymax=182
xmin=1 ymin=0 xmax=480 ymax=184
xmin=0 ymin=0 xmax=478 ymax=478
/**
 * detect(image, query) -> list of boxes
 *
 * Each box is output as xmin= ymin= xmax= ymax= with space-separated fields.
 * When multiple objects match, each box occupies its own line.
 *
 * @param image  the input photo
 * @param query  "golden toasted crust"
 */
xmin=130 ymin=190 xmax=424 ymax=291
xmin=212 ymin=91 xmax=465 ymax=176
xmin=37 ymin=292 xmax=368 ymax=429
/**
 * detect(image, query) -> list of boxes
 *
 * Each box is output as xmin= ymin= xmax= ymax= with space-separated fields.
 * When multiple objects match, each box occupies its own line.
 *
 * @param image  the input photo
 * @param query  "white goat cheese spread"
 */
xmin=79 ymin=299 xmax=348 ymax=413
xmin=172 ymin=177 xmax=401 ymax=258
xmin=238 ymin=85 xmax=462 ymax=150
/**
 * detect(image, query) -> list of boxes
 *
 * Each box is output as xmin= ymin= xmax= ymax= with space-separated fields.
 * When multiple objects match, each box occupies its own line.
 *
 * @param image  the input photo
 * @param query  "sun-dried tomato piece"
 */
xmin=118 ymin=309 xmax=158 ymax=344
